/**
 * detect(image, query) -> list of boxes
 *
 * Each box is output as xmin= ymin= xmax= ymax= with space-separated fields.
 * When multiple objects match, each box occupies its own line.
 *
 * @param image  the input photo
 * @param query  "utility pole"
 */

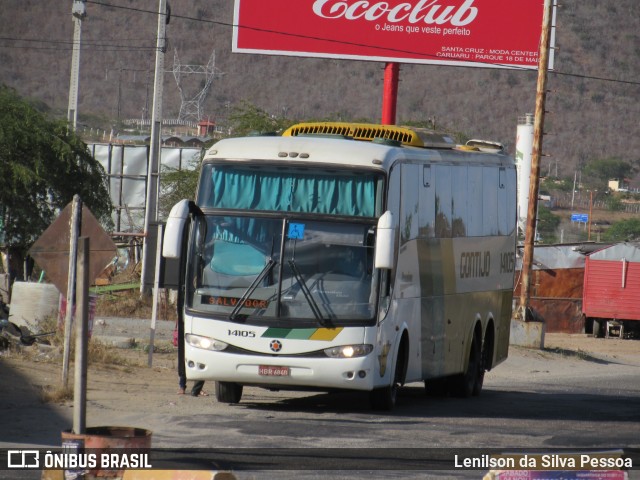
xmin=141 ymin=0 xmax=169 ymax=293
xmin=518 ymin=0 xmax=555 ymax=318
xmin=67 ymin=0 xmax=86 ymax=130
xmin=588 ymin=191 xmax=593 ymax=241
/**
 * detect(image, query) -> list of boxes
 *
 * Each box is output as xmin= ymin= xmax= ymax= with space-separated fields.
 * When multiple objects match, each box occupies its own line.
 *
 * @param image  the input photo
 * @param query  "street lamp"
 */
xmin=67 ymin=0 xmax=87 ymax=130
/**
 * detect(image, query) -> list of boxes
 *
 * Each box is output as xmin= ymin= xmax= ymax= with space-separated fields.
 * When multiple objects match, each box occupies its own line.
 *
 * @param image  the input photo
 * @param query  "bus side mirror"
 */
xmin=374 ymin=211 xmax=395 ymax=270
xmin=163 ymin=199 xmax=190 ymax=259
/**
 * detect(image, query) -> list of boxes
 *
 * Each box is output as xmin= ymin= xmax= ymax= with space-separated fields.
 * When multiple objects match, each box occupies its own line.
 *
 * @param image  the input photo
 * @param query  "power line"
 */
xmin=0 ymin=36 xmax=156 ymax=51
xmin=549 ymin=69 xmax=640 ymax=87
xmin=0 ymin=36 xmax=153 ymax=45
xmin=0 ymin=43 xmax=155 ymax=53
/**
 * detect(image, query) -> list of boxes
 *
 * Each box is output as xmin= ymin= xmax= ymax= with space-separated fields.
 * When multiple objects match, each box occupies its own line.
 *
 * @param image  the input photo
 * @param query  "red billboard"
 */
xmin=233 ymin=0 xmax=554 ymax=69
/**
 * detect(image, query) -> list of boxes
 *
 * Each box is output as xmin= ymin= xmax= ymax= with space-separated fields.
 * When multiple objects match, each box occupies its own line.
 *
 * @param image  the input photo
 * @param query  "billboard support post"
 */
xmin=381 ymin=62 xmax=399 ymax=125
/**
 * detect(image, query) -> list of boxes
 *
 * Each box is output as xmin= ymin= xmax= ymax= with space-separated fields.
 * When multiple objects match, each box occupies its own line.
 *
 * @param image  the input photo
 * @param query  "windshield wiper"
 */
xmin=288 ymin=259 xmax=328 ymax=326
xmin=229 ymin=258 xmax=276 ymax=321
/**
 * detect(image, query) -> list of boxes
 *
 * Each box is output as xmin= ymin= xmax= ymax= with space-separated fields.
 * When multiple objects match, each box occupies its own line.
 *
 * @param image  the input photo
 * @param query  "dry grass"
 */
xmin=40 ymin=384 xmax=74 ymax=404
xmin=26 ymin=313 xmax=138 ymax=369
xmin=95 ymin=290 xmax=155 ymax=319
xmin=87 ymin=340 xmax=137 ymax=368
xmin=93 ymin=265 xmax=177 ymax=322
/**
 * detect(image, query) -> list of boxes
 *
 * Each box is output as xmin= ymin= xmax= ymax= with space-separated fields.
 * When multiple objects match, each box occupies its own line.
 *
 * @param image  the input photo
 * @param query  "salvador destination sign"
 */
xmin=233 ymin=0 xmax=554 ymax=69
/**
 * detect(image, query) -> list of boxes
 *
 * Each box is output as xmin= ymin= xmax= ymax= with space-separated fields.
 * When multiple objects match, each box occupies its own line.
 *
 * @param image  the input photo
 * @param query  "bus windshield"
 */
xmin=186 ymin=215 xmax=377 ymax=325
xmin=197 ymin=164 xmax=382 ymax=217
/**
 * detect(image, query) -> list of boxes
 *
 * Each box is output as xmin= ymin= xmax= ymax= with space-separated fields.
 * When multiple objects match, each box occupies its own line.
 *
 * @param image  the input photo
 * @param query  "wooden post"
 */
xmin=518 ymin=0 xmax=554 ymax=317
xmin=588 ymin=191 xmax=593 ymax=241
xmin=62 ymin=195 xmax=82 ymax=387
xmin=73 ymin=236 xmax=89 ymax=435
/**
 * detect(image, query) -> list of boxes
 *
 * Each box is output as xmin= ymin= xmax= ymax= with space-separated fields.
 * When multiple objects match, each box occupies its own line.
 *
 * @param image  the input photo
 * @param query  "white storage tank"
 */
xmin=515 ymin=113 xmax=534 ymax=235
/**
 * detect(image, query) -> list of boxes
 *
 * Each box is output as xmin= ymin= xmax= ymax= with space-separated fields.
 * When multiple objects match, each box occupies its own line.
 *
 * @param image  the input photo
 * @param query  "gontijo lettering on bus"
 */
xmin=459 ymin=251 xmax=490 ymax=278
xmin=459 ymin=250 xmax=516 ymax=278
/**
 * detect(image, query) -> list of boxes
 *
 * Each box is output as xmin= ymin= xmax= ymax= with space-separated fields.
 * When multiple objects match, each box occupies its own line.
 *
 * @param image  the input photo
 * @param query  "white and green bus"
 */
xmin=163 ymin=122 xmax=517 ymax=410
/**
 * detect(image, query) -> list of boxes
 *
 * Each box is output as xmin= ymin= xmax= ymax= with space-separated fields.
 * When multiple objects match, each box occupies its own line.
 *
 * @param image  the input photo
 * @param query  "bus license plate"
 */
xmin=259 ymin=365 xmax=290 ymax=376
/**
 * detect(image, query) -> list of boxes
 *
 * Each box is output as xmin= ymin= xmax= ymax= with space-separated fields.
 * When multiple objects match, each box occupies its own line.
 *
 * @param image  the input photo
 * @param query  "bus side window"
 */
xmin=483 ymin=167 xmax=499 ymax=236
xmin=400 ymin=164 xmax=419 ymax=244
xmin=452 ymin=165 xmax=467 ymax=237
xmin=500 ymin=167 xmax=517 ymax=235
xmin=434 ymin=165 xmax=452 ymax=238
xmin=467 ymin=166 xmax=483 ymax=236
xmin=381 ymin=166 xmax=401 ymax=301
xmin=498 ymin=167 xmax=508 ymax=234
xmin=386 ymin=166 xmax=401 ymax=254
xmin=420 ymin=165 xmax=435 ymax=237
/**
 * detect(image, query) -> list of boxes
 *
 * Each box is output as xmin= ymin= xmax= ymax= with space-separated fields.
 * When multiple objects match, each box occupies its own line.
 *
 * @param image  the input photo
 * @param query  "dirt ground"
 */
xmin=0 ymin=329 xmax=639 ymax=450
xmin=541 ymin=332 xmax=640 ymax=366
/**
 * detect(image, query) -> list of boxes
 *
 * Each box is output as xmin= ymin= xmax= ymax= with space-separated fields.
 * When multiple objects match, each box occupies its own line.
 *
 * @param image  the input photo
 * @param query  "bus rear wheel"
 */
xmin=424 ymin=377 xmax=449 ymax=397
xmin=473 ymin=341 xmax=486 ymax=396
xmin=215 ymin=381 xmax=243 ymax=404
xmin=450 ymin=335 xmax=481 ymax=398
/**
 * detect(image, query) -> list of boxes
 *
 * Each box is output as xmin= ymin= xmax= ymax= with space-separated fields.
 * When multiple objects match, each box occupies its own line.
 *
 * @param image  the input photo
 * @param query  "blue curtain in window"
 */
xmin=210 ymin=168 xmax=375 ymax=217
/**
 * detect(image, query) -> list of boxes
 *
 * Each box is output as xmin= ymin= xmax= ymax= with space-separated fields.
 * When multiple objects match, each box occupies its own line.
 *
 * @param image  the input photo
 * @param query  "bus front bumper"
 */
xmin=185 ymin=345 xmax=378 ymax=391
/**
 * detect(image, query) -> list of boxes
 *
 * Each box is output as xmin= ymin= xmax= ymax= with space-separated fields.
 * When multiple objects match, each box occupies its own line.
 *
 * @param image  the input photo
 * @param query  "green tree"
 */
xmin=542 ymin=177 xmax=574 ymax=193
xmin=228 ymin=101 xmax=295 ymax=136
xmin=605 ymin=195 xmax=623 ymax=211
xmin=602 ymin=219 xmax=640 ymax=242
xmin=0 ymin=85 xmax=112 ymax=281
xmin=583 ymin=157 xmax=635 ymax=186
xmin=159 ymin=154 xmax=202 ymax=219
xmin=536 ymin=205 xmax=560 ymax=242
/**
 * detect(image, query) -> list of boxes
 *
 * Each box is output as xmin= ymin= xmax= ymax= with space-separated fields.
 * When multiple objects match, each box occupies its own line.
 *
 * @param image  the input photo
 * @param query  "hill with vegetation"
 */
xmin=2 ymin=0 xmax=639 ymax=180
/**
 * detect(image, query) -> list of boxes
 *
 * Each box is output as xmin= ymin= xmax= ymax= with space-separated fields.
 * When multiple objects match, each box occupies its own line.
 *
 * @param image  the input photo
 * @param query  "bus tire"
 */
xmin=473 ymin=342 xmax=486 ymax=396
xmin=370 ymin=384 xmax=396 ymax=411
xmin=450 ymin=335 xmax=481 ymax=398
xmin=424 ymin=378 xmax=448 ymax=397
xmin=370 ymin=353 xmax=403 ymax=410
xmin=215 ymin=381 xmax=243 ymax=404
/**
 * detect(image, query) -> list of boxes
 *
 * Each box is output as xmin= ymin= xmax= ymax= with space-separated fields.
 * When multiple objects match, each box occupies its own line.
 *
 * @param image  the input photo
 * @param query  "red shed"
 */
xmin=583 ymin=242 xmax=640 ymax=338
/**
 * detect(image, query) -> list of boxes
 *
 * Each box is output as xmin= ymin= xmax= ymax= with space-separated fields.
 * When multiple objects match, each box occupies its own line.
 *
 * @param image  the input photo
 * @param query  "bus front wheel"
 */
xmin=370 ymin=354 xmax=403 ymax=411
xmin=215 ymin=381 xmax=243 ymax=404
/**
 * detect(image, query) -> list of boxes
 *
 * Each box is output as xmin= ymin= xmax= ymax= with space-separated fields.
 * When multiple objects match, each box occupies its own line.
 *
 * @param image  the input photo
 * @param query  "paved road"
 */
xmin=1 ymin=322 xmax=639 ymax=480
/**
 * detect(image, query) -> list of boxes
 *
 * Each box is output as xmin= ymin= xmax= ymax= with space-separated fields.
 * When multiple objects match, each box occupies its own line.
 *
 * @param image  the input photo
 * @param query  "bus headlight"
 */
xmin=324 ymin=344 xmax=373 ymax=358
xmin=186 ymin=334 xmax=228 ymax=351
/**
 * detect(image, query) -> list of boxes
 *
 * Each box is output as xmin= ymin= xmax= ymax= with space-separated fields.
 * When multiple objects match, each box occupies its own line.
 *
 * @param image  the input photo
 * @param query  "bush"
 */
xmin=602 ymin=218 xmax=640 ymax=242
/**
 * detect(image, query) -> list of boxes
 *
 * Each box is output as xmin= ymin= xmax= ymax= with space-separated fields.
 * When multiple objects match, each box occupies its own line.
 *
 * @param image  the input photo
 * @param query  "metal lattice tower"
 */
xmin=172 ymin=48 xmax=222 ymax=123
